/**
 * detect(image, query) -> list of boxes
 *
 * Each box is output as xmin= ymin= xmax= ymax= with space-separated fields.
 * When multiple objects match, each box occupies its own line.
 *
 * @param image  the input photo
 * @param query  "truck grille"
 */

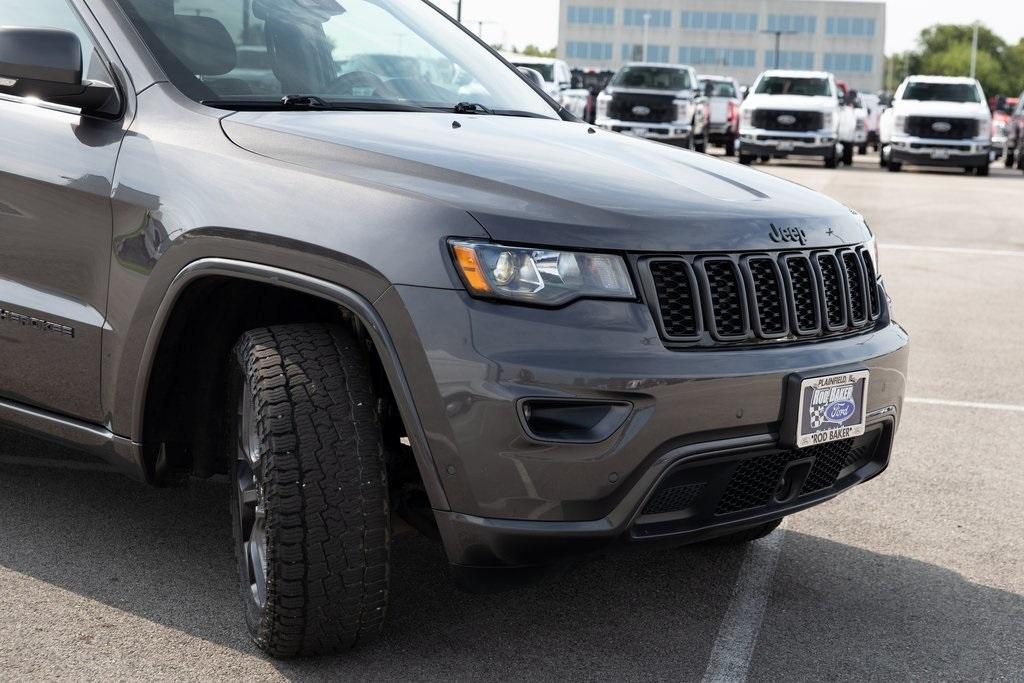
xmin=905 ymin=116 xmax=978 ymax=140
xmin=608 ymin=93 xmax=677 ymax=123
xmin=641 ymin=246 xmax=882 ymax=347
xmin=752 ymin=109 xmax=823 ymax=132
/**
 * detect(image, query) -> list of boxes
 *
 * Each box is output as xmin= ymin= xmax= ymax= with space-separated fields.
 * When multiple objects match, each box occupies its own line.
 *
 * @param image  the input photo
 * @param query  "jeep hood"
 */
xmin=222 ymin=111 xmax=868 ymax=251
xmin=742 ymin=94 xmax=838 ymax=113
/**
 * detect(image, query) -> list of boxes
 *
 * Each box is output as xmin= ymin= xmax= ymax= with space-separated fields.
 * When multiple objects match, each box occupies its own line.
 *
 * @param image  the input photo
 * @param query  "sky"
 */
xmin=444 ymin=1 xmax=1024 ymax=55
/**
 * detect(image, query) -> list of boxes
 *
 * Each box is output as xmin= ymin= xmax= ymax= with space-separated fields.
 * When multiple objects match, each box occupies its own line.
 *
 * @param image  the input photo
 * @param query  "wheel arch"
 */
xmin=134 ymin=258 xmax=450 ymax=510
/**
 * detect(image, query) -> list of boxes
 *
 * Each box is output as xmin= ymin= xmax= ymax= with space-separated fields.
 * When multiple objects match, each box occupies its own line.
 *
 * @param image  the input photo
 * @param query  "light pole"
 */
xmin=969 ymin=22 xmax=979 ymax=79
xmin=761 ymin=29 xmax=799 ymax=68
xmin=642 ymin=12 xmax=651 ymax=61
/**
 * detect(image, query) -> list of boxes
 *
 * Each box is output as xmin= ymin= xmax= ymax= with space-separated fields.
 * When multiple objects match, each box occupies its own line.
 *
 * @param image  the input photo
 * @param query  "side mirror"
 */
xmin=518 ymin=67 xmax=545 ymax=90
xmin=703 ymin=81 xmax=714 ymax=97
xmin=741 ymin=86 xmax=749 ymax=100
xmin=0 ymin=27 xmax=117 ymax=114
xmin=844 ymin=89 xmax=859 ymax=106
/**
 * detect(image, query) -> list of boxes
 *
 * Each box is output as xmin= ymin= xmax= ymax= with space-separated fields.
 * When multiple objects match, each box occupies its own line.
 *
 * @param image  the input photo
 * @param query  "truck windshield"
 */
xmin=754 ymin=76 xmax=831 ymax=97
xmin=611 ymin=66 xmax=691 ymax=91
xmin=112 ymin=0 xmax=559 ymax=118
xmin=901 ymin=82 xmax=981 ymax=103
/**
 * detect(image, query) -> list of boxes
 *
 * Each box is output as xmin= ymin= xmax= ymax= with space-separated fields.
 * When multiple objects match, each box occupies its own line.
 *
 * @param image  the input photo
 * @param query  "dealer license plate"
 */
xmin=777 ymin=141 xmax=794 ymax=151
xmin=626 ymin=128 xmax=649 ymax=137
xmin=793 ymin=371 xmax=869 ymax=448
xmin=931 ymin=149 xmax=951 ymax=160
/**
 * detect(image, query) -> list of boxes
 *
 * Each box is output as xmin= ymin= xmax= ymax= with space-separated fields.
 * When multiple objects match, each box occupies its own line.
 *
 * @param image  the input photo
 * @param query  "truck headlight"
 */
xmin=822 ymin=112 xmax=835 ymax=130
xmin=596 ymin=92 xmax=611 ymax=118
xmin=673 ymin=99 xmax=692 ymax=123
xmin=450 ymin=240 xmax=635 ymax=306
xmin=894 ymin=114 xmax=906 ymax=133
xmin=741 ymin=108 xmax=753 ymax=127
xmin=977 ymin=119 xmax=991 ymax=138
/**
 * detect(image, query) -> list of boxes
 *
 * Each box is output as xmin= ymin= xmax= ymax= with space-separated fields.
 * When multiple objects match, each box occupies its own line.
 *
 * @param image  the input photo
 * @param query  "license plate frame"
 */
xmin=931 ymin=149 xmax=951 ymax=160
xmin=782 ymin=370 xmax=870 ymax=449
xmin=777 ymin=141 xmax=795 ymax=151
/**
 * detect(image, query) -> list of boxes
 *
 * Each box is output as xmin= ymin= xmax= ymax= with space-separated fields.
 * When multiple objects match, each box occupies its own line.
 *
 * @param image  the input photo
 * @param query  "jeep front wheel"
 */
xmin=230 ymin=324 xmax=389 ymax=658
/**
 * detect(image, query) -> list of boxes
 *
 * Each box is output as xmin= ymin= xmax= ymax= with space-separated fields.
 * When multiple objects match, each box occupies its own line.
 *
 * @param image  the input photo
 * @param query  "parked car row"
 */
xmin=590 ymin=61 xmax=1018 ymax=178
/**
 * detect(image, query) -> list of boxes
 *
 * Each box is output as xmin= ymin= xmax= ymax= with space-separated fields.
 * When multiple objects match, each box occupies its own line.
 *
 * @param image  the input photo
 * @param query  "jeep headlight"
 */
xmin=450 ymin=240 xmax=635 ymax=306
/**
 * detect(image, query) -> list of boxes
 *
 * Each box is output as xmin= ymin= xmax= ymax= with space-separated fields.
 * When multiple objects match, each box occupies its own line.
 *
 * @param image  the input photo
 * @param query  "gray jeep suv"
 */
xmin=0 ymin=0 xmax=909 ymax=659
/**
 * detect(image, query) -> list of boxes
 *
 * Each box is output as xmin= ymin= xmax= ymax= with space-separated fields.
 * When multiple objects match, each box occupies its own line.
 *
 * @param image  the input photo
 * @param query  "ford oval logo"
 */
xmin=932 ymin=121 xmax=952 ymax=133
xmin=824 ymin=399 xmax=856 ymax=423
xmin=777 ymin=114 xmax=797 ymax=125
xmin=632 ymin=105 xmax=651 ymax=116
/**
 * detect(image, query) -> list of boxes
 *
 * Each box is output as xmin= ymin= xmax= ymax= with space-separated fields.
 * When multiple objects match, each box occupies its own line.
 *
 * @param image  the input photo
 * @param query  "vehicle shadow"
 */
xmin=0 ymin=430 xmax=1021 ymax=681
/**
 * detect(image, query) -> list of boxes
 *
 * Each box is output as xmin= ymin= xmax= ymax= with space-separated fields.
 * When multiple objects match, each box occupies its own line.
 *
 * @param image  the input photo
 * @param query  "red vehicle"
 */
xmin=991 ymin=94 xmax=1015 ymax=165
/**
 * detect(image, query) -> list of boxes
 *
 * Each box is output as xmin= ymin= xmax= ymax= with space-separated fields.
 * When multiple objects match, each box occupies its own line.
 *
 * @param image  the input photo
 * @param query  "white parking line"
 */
xmin=906 ymin=397 xmax=1024 ymax=413
xmin=882 ymin=243 xmax=1024 ymax=258
xmin=701 ymin=522 xmax=787 ymax=683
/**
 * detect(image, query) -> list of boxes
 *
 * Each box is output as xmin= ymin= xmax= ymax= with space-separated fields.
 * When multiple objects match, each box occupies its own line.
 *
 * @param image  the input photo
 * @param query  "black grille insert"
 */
xmin=608 ymin=93 xmax=677 ymax=123
xmin=643 ymin=482 xmax=706 ymax=515
xmin=752 ymin=109 xmax=824 ymax=132
xmin=906 ymin=116 xmax=977 ymax=140
xmin=643 ymin=247 xmax=883 ymax=348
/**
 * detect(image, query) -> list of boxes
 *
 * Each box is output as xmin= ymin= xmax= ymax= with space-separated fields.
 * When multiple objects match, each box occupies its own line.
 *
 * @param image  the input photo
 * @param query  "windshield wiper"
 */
xmin=453 ymin=101 xmax=493 ymax=114
xmin=201 ymin=96 xmax=432 ymax=113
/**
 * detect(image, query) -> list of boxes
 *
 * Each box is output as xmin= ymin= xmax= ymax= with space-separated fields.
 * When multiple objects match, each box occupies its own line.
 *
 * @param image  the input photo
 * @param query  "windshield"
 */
xmin=901 ymin=82 xmax=981 ymax=103
xmin=754 ymin=76 xmax=832 ymax=97
xmin=112 ymin=0 xmax=558 ymax=117
xmin=611 ymin=66 xmax=691 ymax=91
xmin=703 ymin=80 xmax=737 ymax=98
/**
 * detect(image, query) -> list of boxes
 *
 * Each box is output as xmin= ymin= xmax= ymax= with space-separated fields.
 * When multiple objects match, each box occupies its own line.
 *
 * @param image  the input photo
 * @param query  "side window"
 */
xmin=1 ymin=0 xmax=98 ymax=77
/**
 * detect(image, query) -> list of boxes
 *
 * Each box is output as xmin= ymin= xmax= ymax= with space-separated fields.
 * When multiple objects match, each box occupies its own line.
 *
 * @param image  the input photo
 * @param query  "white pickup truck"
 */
xmin=879 ymin=76 xmax=992 ymax=175
xmin=502 ymin=53 xmax=590 ymax=119
xmin=699 ymin=74 xmax=741 ymax=156
xmin=738 ymin=70 xmax=842 ymax=168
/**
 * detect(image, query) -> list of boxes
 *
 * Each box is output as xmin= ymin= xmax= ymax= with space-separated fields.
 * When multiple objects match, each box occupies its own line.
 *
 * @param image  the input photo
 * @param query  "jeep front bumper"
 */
xmin=375 ymin=285 xmax=910 ymax=580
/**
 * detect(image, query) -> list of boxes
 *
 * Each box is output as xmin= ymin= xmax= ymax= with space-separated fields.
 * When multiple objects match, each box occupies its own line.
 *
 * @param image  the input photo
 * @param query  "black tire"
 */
xmin=887 ymin=158 xmax=902 ymax=172
xmin=703 ymin=519 xmax=783 ymax=545
xmin=759 ymin=155 xmax=771 ymax=163
xmin=824 ymin=153 xmax=837 ymax=169
xmin=841 ymin=143 xmax=854 ymax=166
xmin=694 ymin=126 xmax=709 ymax=154
xmin=1017 ymin=148 xmax=1024 ymax=170
xmin=739 ymin=154 xmax=754 ymax=166
xmin=858 ymin=144 xmax=868 ymax=155
xmin=1004 ymin=148 xmax=1015 ymax=168
xmin=230 ymin=324 xmax=389 ymax=658
xmin=724 ymin=138 xmax=736 ymax=157
xmin=976 ymin=164 xmax=990 ymax=177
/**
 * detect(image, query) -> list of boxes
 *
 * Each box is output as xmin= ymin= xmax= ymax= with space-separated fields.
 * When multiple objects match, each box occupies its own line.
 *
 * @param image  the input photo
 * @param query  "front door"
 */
xmin=0 ymin=0 xmax=126 ymax=422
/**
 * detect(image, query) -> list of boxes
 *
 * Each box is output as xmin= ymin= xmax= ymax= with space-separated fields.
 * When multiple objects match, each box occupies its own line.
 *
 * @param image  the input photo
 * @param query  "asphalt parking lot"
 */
xmin=1 ymin=151 xmax=1022 ymax=681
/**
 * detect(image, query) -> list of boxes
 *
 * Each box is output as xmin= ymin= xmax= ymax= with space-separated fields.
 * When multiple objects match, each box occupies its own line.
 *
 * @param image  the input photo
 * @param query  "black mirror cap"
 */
xmin=704 ymin=81 xmax=715 ymax=97
xmin=0 ymin=27 xmax=118 ymax=115
xmin=0 ymin=27 xmax=82 ymax=87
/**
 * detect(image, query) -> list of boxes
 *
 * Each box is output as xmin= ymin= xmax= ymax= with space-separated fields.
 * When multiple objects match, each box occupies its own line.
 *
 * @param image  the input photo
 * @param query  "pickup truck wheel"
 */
xmin=724 ymin=139 xmax=736 ymax=157
xmin=739 ymin=154 xmax=754 ymax=165
xmin=976 ymin=164 xmax=990 ymax=177
xmin=694 ymin=127 xmax=708 ymax=153
xmin=887 ymin=158 xmax=902 ymax=173
xmin=824 ymin=153 xmax=837 ymax=169
xmin=702 ymin=519 xmax=782 ymax=545
xmin=230 ymin=324 xmax=389 ymax=658
xmin=841 ymin=143 xmax=854 ymax=166
xmin=1004 ymin=149 xmax=1014 ymax=168
xmin=858 ymin=144 xmax=868 ymax=155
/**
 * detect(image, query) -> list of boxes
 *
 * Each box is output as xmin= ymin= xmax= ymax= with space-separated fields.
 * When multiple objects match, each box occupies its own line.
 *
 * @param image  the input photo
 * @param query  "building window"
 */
xmin=826 ymin=16 xmax=875 ymax=37
xmin=679 ymin=46 xmax=755 ymax=67
xmin=764 ymin=50 xmax=815 ymax=70
xmin=567 ymin=41 xmax=613 ymax=60
xmin=766 ymin=14 xmax=817 ymax=34
xmin=681 ymin=11 xmax=758 ymax=32
xmin=824 ymin=52 xmax=874 ymax=72
xmin=567 ymin=6 xmax=614 ymax=26
xmin=622 ymin=43 xmax=670 ymax=62
xmin=623 ymin=9 xmax=671 ymax=28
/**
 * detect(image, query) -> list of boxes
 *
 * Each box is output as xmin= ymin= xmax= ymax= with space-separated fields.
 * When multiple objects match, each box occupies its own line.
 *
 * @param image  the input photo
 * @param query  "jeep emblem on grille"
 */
xmin=931 ymin=121 xmax=952 ymax=133
xmin=777 ymin=114 xmax=797 ymax=125
xmin=769 ymin=223 xmax=808 ymax=246
xmin=632 ymin=105 xmax=651 ymax=116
